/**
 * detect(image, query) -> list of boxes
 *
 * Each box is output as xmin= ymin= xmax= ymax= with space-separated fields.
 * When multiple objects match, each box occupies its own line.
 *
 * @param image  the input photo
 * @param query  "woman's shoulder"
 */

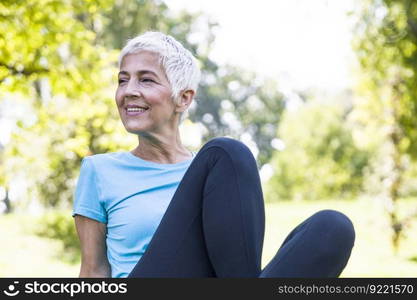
xmin=86 ymin=151 xmax=126 ymax=159
xmin=81 ymin=151 xmax=130 ymax=167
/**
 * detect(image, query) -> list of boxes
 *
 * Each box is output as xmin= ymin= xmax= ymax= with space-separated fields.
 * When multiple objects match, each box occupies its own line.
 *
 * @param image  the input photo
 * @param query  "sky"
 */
xmin=165 ymin=0 xmax=357 ymax=92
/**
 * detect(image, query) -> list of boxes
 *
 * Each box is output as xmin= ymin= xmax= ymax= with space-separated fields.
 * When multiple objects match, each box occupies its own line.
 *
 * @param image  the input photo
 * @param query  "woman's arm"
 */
xmin=74 ymin=215 xmax=111 ymax=277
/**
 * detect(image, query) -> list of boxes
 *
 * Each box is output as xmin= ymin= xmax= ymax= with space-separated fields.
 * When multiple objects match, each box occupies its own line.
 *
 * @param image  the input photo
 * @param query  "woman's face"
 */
xmin=115 ymin=51 xmax=178 ymax=135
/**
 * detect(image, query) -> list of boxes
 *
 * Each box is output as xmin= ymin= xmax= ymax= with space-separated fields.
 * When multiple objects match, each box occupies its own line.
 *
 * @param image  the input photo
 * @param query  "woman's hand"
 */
xmin=74 ymin=215 xmax=111 ymax=277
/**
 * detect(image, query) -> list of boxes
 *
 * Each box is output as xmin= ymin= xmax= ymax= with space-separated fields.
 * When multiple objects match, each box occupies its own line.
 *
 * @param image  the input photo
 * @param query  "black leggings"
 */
xmin=128 ymin=137 xmax=355 ymax=278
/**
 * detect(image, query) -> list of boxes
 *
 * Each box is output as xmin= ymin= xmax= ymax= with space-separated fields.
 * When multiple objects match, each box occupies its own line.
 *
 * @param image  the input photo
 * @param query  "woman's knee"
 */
xmin=202 ymin=137 xmax=245 ymax=150
xmin=309 ymin=209 xmax=355 ymax=248
xmin=201 ymin=137 xmax=254 ymax=160
xmin=198 ymin=137 xmax=260 ymax=181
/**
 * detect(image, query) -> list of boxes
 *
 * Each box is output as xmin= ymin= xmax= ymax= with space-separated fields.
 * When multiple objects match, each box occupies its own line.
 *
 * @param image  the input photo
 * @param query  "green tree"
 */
xmin=352 ymin=0 xmax=417 ymax=251
xmin=265 ymin=101 xmax=369 ymax=202
xmin=0 ymin=0 xmax=113 ymax=98
xmin=193 ymin=67 xmax=285 ymax=167
xmin=0 ymin=0 xmax=139 ymax=208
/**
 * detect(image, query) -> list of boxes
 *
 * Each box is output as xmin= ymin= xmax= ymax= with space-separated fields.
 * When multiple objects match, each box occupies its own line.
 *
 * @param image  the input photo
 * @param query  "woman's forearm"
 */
xmin=79 ymin=262 xmax=111 ymax=278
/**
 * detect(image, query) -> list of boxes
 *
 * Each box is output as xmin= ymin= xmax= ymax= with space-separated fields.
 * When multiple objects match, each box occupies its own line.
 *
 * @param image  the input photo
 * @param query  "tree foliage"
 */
xmin=265 ymin=101 xmax=369 ymax=201
xmin=194 ymin=67 xmax=284 ymax=166
xmin=0 ymin=0 xmax=113 ymax=98
xmin=1 ymin=0 xmax=122 ymax=208
xmin=353 ymin=0 xmax=417 ymax=157
xmin=352 ymin=0 xmax=417 ymax=251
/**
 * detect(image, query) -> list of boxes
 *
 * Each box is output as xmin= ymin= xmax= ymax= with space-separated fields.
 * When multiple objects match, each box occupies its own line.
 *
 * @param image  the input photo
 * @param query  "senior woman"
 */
xmin=73 ymin=31 xmax=355 ymax=278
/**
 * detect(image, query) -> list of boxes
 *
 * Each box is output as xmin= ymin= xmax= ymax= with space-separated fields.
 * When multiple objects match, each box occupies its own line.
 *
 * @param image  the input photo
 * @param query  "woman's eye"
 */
xmin=141 ymin=78 xmax=154 ymax=83
xmin=118 ymin=79 xmax=127 ymax=84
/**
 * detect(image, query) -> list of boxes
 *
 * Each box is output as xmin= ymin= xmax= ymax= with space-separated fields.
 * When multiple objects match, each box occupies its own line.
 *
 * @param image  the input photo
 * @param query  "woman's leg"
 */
xmin=260 ymin=209 xmax=355 ymax=278
xmin=128 ymin=137 xmax=356 ymax=278
xmin=128 ymin=137 xmax=265 ymax=277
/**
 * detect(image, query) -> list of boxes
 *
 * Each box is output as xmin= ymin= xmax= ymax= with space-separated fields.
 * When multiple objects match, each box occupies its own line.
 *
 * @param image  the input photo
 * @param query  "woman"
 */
xmin=73 ymin=31 xmax=355 ymax=278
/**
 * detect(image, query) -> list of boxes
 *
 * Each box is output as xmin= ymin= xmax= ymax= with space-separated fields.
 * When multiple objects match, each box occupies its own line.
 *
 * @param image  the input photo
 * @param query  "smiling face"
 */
xmin=115 ymin=51 xmax=180 ymax=135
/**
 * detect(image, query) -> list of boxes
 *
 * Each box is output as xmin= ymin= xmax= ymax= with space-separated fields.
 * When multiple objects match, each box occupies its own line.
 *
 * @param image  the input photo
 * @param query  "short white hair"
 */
xmin=119 ymin=31 xmax=201 ymax=102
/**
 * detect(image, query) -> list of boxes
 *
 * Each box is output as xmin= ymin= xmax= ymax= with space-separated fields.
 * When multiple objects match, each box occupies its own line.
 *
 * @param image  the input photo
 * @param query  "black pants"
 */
xmin=128 ymin=137 xmax=355 ymax=278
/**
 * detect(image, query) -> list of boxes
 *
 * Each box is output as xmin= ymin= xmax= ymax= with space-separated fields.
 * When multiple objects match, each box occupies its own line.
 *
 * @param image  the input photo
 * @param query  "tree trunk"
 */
xmin=3 ymin=188 xmax=12 ymax=214
xmin=387 ymin=77 xmax=405 ymax=254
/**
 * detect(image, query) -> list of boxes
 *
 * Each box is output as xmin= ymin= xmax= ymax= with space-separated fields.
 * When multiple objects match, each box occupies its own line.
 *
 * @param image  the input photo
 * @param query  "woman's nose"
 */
xmin=125 ymin=79 xmax=141 ymax=97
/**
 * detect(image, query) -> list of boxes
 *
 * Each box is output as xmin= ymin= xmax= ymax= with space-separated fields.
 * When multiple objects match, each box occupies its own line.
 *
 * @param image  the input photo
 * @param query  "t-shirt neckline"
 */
xmin=124 ymin=151 xmax=195 ymax=168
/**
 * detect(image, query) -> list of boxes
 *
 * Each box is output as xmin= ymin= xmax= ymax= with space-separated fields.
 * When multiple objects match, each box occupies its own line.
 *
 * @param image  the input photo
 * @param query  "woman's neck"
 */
xmin=131 ymin=131 xmax=192 ymax=164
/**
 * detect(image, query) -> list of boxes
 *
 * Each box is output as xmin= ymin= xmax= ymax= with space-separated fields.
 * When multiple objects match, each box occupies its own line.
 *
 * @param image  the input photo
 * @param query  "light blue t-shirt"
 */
xmin=72 ymin=151 xmax=194 ymax=278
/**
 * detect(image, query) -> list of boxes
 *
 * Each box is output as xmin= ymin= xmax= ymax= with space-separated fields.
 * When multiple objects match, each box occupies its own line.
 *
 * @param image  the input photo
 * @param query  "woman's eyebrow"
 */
xmin=117 ymin=70 xmax=159 ymax=77
xmin=138 ymin=70 xmax=159 ymax=77
xmin=118 ymin=71 xmax=129 ymax=77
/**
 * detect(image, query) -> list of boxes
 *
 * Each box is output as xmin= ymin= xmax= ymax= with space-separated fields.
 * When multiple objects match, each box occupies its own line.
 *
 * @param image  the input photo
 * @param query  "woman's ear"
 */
xmin=175 ymin=89 xmax=195 ymax=113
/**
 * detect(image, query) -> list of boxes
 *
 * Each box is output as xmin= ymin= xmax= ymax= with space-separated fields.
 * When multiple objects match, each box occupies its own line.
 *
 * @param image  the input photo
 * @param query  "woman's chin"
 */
xmin=123 ymin=120 xmax=149 ymax=133
xmin=124 ymin=123 xmax=148 ymax=134
xmin=126 ymin=127 xmax=146 ymax=135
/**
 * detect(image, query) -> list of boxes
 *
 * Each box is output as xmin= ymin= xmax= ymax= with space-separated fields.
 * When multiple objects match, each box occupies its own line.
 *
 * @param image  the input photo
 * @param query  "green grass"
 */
xmin=262 ymin=198 xmax=417 ymax=277
xmin=0 ymin=213 xmax=80 ymax=277
xmin=0 ymin=198 xmax=416 ymax=277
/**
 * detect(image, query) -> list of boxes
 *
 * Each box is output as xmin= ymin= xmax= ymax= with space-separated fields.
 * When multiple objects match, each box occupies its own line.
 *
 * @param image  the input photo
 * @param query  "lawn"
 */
xmin=262 ymin=198 xmax=417 ymax=277
xmin=1 ymin=198 xmax=416 ymax=277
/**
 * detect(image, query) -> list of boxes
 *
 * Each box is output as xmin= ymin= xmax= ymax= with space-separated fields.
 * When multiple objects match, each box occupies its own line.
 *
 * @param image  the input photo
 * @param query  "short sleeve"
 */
xmin=72 ymin=157 xmax=107 ymax=223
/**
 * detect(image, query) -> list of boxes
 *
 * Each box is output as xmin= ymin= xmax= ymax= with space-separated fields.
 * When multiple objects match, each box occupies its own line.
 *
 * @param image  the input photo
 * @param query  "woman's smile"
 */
xmin=126 ymin=109 xmax=147 ymax=116
xmin=125 ymin=106 xmax=149 ymax=116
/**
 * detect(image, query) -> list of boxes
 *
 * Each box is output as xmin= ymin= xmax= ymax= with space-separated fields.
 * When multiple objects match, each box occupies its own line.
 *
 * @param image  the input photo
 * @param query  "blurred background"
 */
xmin=1 ymin=0 xmax=417 ymax=277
